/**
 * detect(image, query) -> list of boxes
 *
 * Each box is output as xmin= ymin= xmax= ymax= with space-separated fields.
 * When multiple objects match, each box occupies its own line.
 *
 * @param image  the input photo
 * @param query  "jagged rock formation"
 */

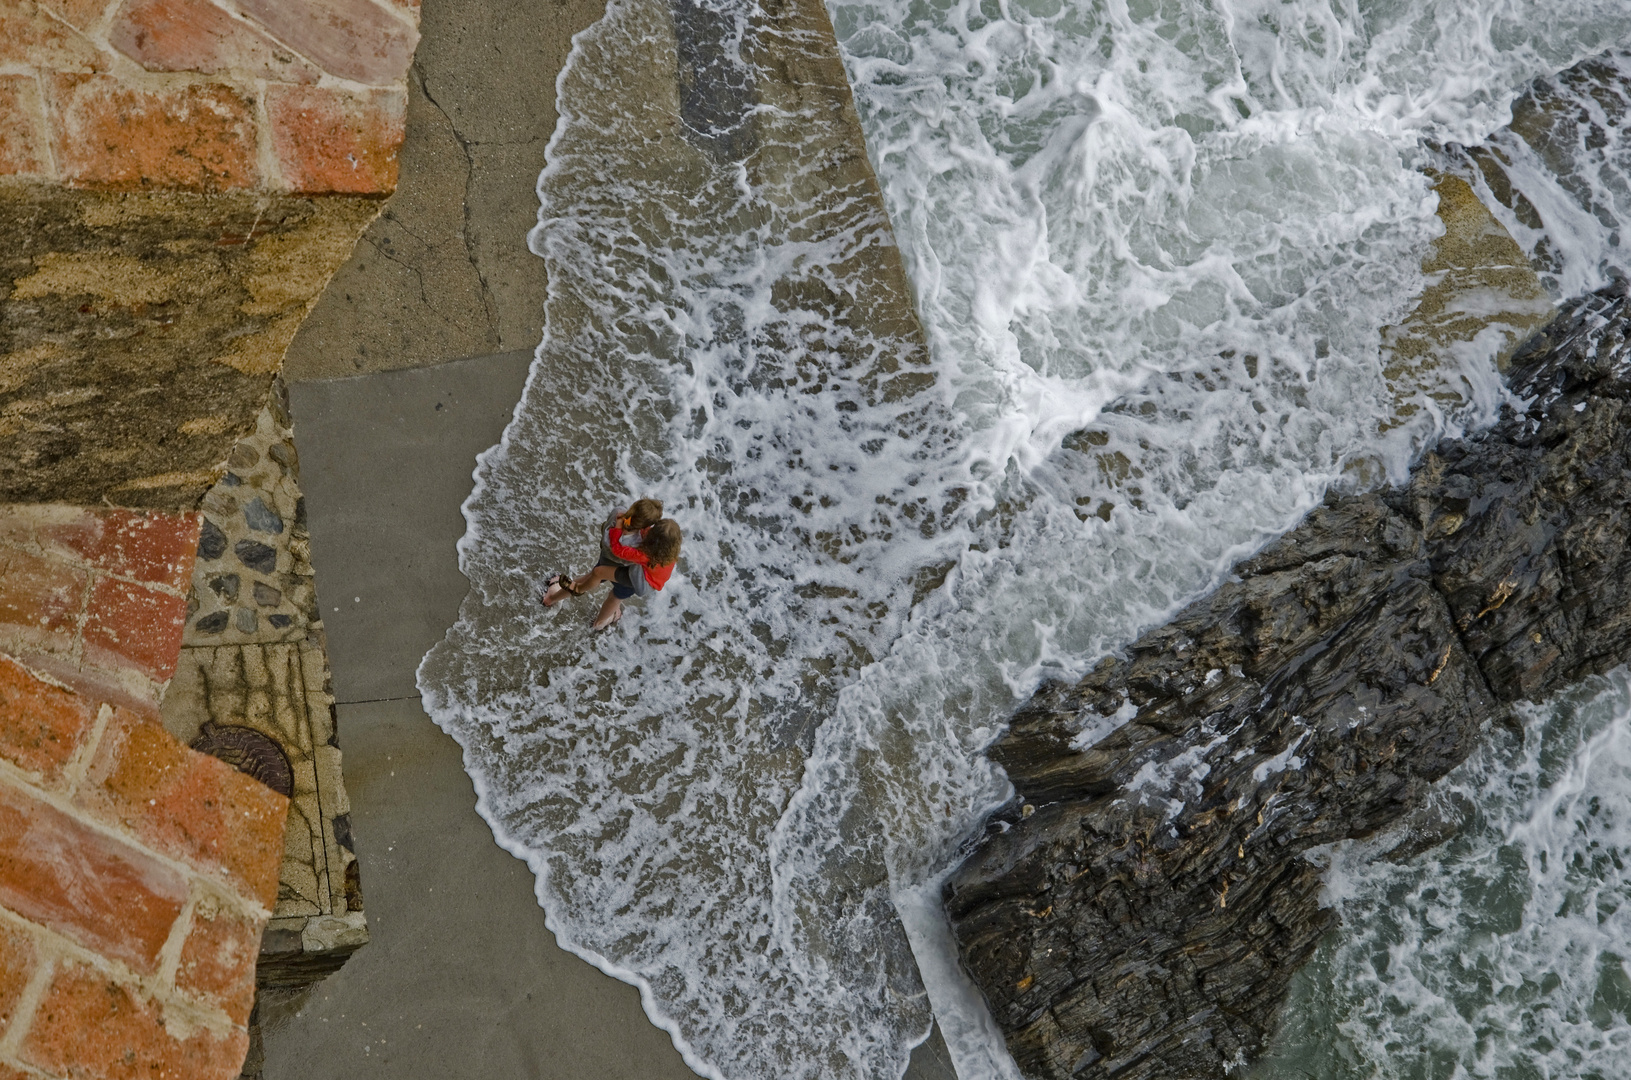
xmin=944 ymin=283 xmax=1631 ymax=1079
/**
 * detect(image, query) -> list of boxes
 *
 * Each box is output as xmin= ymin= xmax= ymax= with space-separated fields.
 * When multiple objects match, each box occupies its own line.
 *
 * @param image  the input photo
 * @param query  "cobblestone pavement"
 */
xmin=160 ymin=378 xmax=366 ymax=1000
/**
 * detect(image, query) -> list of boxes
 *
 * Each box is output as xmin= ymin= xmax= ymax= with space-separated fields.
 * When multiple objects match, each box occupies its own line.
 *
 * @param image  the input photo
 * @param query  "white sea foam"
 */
xmin=419 ymin=0 xmax=1631 ymax=1075
xmin=1258 ymin=670 xmax=1631 ymax=1079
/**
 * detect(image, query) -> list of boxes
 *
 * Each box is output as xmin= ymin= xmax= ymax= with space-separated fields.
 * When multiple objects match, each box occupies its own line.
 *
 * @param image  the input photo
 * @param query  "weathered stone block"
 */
xmin=0 ymin=921 xmax=36 ymax=1037
xmin=0 ymin=775 xmax=190 ymax=972
xmin=0 ymin=75 xmax=50 ymax=177
xmin=0 ymin=1 xmax=110 ymax=70
xmin=178 ymin=893 xmax=265 ymax=1025
xmin=235 ymin=0 xmax=418 ymax=86
xmin=21 ymin=962 xmax=249 ymax=1080
xmin=110 ymin=0 xmax=323 ymax=83
xmin=47 ymin=506 xmax=201 ymax=592
xmin=47 ymin=74 xmax=259 ymax=191
xmin=267 ymin=85 xmax=407 ymax=195
xmin=0 ymin=183 xmax=380 ymax=507
xmin=0 ymin=545 xmax=85 ymax=646
xmin=0 ymin=653 xmax=97 ymax=783
xmin=38 ymin=0 xmax=115 ymax=33
xmin=82 ymin=576 xmax=189 ymax=682
xmin=77 ymin=708 xmax=289 ymax=902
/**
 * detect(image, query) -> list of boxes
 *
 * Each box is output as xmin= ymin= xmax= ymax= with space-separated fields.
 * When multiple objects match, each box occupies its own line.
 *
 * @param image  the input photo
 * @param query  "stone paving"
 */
xmin=160 ymin=378 xmax=366 ymax=1002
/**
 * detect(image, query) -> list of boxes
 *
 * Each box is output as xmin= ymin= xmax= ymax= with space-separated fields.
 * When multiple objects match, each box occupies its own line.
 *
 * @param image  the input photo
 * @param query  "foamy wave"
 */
xmin=1258 ymin=670 xmax=1631 ymax=1078
xmin=420 ymin=0 xmax=1631 ymax=1074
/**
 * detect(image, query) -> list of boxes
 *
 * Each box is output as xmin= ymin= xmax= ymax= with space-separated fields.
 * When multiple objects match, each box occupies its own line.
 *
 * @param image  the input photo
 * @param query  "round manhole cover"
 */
xmin=190 ymin=723 xmax=294 ymax=798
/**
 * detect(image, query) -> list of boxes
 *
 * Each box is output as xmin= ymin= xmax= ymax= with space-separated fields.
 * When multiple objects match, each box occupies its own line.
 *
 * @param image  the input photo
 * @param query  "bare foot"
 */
xmin=541 ymin=574 xmax=572 ymax=607
xmin=591 ymin=596 xmax=623 ymax=630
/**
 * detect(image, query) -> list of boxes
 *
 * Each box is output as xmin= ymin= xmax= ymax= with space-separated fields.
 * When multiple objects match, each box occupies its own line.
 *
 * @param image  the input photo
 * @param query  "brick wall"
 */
xmin=1 ymin=0 xmax=421 ymax=507
xmin=0 ymin=0 xmax=416 ymax=195
xmin=0 ymin=504 xmax=286 ymax=1080
xmin=0 ymin=504 xmax=197 ymax=713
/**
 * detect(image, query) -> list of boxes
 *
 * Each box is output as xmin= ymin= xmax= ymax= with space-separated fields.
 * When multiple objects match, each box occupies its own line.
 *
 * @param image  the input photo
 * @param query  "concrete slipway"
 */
xmin=262 ymin=0 xmax=958 ymax=1076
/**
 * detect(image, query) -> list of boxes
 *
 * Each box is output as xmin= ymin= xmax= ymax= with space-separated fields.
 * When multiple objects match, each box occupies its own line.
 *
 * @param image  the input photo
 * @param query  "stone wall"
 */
xmin=0 ymin=504 xmax=286 ymax=1080
xmin=1 ymin=0 xmax=417 ymax=507
xmin=160 ymin=382 xmax=366 ymax=987
xmin=0 ymin=1 xmax=421 ymax=1075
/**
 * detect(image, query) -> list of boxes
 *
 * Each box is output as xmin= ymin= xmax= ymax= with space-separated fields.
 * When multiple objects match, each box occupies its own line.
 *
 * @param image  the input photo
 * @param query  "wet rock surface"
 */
xmin=944 ymin=283 xmax=1631 ymax=1080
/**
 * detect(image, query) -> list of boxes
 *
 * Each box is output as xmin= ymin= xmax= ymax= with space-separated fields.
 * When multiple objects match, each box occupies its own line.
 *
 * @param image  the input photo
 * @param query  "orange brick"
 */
xmin=237 ymin=0 xmax=416 ymax=85
xmin=175 ymin=898 xmax=260 ymax=1025
xmin=66 ymin=509 xmax=200 ymax=591
xmin=81 ymin=576 xmax=188 ymax=682
xmin=22 ymin=963 xmax=250 ymax=1080
xmin=47 ymin=73 xmax=257 ymax=191
xmin=0 ymin=1062 xmax=34 ymax=1080
xmin=110 ymin=0 xmax=321 ymax=83
xmin=0 ymin=654 xmax=97 ymax=782
xmin=266 ymin=84 xmax=404 ymax=195
xmin=0 ymin=505 xmax=84 ymax=557
xmin=0 ymin=74 xmax=51 ymax=177
xmin=0 ymin=777 xmax=189 ymax=972
xmin=0 ymin=921 xmax=38 ymax=1039
xmin=0 ymin=545 xmax=87 ymax=644
xmin=0 ymin=0 xmax=110 ymax=70
xmin=77 ymin=710 xmax=288 ymax=904
xmin=0 ymin=506 xmax=197 ymax=589
xmin=0 ymin=649 xmax=162 ymax=722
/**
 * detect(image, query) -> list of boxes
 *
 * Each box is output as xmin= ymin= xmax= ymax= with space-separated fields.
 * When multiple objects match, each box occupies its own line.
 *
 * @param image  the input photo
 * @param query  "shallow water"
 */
xmin=420 ymin=0 xmax=1631 ymax=1075
xmin=1258 ymin=672 xmax=1631 ymax=1080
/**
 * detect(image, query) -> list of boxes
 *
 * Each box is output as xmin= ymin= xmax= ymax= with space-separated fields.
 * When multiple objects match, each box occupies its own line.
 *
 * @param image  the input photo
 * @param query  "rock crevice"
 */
xmin=945 ymin=284 xmax=1631 ymax=1080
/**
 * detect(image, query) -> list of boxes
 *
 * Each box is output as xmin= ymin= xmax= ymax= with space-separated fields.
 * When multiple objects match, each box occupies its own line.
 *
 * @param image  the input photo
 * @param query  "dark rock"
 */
xmin=253 ymin=581 xmax=284 ymax=607
xmin=243 ymin=496 xmax=284 ymax=535
xmin=268 ymin=613 xmax=293 ymax=629
xmin=235 ymin=538 xmax=278 ymax=574
xmin=268 ymin=375 xmax=291 ymax=430
xmin=945 ymin=284 xmax=1631 ymax=1080
xmin=236 ymin=607 xmax=258 ymax=634
xmin=267 ymin=440 xmax=297 ymax=476
xmin=332 ymin=812 xmax=354 ymax=852
xmin=194 ymin=611 xmax=230 ymax=634
xmin=209 ymin=572 xmax=240 ymax=601
xmin=197 ymin=517 xmax=228 ymax=561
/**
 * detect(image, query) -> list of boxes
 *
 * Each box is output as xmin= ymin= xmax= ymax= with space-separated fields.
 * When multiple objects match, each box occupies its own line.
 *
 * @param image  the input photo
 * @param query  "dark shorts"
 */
xmin=596 ymin=556 xmax=637 ymax=600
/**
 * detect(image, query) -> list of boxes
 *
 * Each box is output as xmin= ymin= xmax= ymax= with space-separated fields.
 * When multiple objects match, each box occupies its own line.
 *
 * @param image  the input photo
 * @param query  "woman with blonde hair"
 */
xmin=543 ymin=508 xmax=682 ymax=630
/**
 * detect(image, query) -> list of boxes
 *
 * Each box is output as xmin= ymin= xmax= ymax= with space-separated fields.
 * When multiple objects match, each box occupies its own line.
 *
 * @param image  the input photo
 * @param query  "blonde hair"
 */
xmin=624 ymin=498 xmax=664 ymax=530
xmin=643 ymin=519 xmax=682 ymax=567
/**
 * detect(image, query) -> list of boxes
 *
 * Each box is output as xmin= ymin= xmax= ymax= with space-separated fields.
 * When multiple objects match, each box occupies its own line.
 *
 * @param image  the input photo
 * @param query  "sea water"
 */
xmin=417 ymin=0 xmax=1631 ymax=1077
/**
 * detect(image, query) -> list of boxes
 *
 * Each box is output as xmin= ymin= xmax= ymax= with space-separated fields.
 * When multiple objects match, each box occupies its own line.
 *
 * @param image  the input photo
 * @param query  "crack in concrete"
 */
xmin=413 ymin=61 xmax=503 ymax=346
xmin=359 ymin=234 xmax=474 ymax=338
